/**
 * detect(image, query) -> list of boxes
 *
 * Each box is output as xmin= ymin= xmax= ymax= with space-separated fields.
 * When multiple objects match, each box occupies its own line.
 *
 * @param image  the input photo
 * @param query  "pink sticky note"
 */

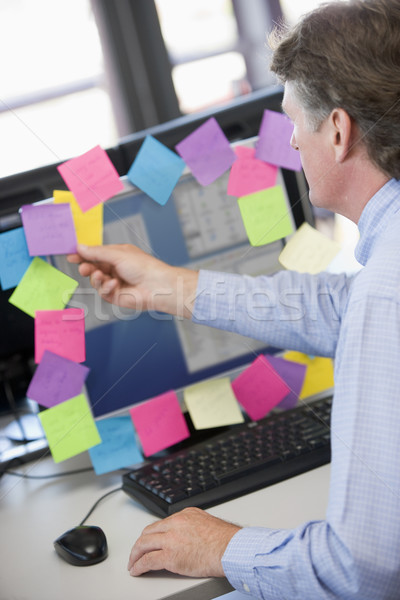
xmin=255 ymin=109 xmax=302 ymax=172
xmin=175 ymin=117 xmax=236 ymax=185
xmin=34 ymin=308 xmax=86 ymax=364
xmin=27 ymin=350 xmax=90 ymax=408
xmin=232 ymin=355 xmax=290 ymax=420
xmin=129 ymin=390 xmax=190 ymax=456
xmin=227 ymin=146 xmax=278 ymax=197
xmin=57 ymin=145 xmax=124 ymax=212
xmin=21 ymin=203 xmax=77 ymax=256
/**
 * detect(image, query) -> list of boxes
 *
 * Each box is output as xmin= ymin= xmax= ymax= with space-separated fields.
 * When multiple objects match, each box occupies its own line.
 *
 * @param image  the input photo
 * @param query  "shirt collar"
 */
xmin=355 ymin=178 xmax=400 ymax=266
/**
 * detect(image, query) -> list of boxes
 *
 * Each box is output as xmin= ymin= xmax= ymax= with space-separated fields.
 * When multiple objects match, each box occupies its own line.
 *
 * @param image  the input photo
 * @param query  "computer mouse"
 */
xmin=54 ymin=525 xmax=108 ymax=566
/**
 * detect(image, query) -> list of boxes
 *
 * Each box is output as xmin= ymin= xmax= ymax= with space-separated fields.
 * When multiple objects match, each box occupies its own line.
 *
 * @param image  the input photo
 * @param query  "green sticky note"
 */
xmin=39 ymin=393 xmax=101 ymax=463
xmin=8 ymin=257 xmax=78 ymax=317
xmin=238 ymin=185 xmax=293 ymax=246
xmin=184 ymin=377 xmax=244 ymax=430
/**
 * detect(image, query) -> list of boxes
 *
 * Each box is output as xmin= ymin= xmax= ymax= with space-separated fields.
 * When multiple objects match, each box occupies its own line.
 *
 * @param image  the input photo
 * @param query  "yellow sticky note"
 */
xmin=184 ymin=377 xmax=244 ymax=430
xmin=8 ymin=257 xmax=78 ymax=317
xmin=238 ymin=185 xmax=293 ymax=246
xmin=39 ymin=393 xmax=101 ymax=463
xmin=279 ymin=222 xmax=341 ymax=274
xmin=54 ymin=189 xmax=103 ymax=246
xmin=283 ymin=351 xmax=334 ymax=399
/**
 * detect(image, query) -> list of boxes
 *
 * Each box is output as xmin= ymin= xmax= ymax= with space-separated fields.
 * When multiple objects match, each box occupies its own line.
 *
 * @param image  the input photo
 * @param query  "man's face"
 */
xmin=282 ymin=83 xmax=337 ymax=211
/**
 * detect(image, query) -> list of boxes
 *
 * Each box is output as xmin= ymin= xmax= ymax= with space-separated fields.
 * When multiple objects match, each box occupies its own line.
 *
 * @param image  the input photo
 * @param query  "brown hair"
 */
xmin=269 ymin=0 xmax=400 ymax=179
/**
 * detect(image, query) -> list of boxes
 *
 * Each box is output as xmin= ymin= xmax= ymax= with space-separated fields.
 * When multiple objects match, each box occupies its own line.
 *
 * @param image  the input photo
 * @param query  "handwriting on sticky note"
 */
xmin=21 ymin=203 xmax=77 ymax=256
xmin=57 ymin=145 xmax=123 ymax=213
xmin=232 ymin=355 xmax=290 ymax=420
xmin=175 ymin=117 xmax=236 ymax=186
xmin=183 ymin=377 xmax=244 ymax=430
xmin=127 ymin=135 xmax=185 ymax=206
xmin=39 ymin=393 xmax=101 ymax=463
xmin=53 ymin=189 xmax=103 ymax=246
xmin=34 ymin=308 xmax=85 ymax=363
xmin=227 ymin=145 xmax=278 ymax=197
xmin=282 ymin=351 xmax=334 ymax=399
xmin=8 ymin=257 xmax=78 ymax=318
xmin=265 ymin=354 xmax=307 ymax=410
xmin=0 ymin=227 xmax=32 ymax=290
xmin=129 ymin=391 xmax=190 ymax=456
xmin=255 ymin=109 xmax=302 ymax=172
xmin=88 ymin=416 xmax=143 ymax=475
xmin=238 ymin=185 xmax=293 ymax=246
xmin=279 ymin=222 xmax=341 ymax=274
xmin=27 ymin=350 xmax=89 ymax=408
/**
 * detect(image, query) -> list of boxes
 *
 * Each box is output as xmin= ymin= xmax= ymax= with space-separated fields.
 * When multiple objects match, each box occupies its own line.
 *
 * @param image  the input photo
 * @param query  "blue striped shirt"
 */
xmin=192 ymin=178 xmax=400 ymax=599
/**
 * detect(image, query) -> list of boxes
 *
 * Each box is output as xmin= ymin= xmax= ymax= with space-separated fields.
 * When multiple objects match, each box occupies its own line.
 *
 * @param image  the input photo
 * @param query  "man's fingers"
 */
xmin=129 ymin=549 xmax=165 ymax=577
xmin=128 ymin=532 xmax=165 ymax=572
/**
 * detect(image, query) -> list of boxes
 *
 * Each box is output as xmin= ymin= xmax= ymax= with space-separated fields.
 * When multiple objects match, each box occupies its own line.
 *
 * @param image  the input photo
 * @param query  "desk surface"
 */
xmin=0 ymin=449 xmax=330 ymax=600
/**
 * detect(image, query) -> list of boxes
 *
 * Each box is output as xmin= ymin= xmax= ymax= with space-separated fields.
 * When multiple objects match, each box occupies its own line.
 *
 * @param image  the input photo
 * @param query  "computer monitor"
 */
xmin=51 ymin=137 xmax=311 ymax=420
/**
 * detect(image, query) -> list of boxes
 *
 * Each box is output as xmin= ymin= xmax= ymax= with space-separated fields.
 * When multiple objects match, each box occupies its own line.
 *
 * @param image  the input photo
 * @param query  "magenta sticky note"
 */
xmin=255 ymin=109 xmax=302 ymax=172
xmin=231 ymin=355 xmax=290 ymax=420
xmin=34 ymin=308 xmax=86 ymax=364
xmin=264 ymin=354 xmax=307 ymax=410
xmin=227 ymin=146 xmax=278 ymax=197
xmin=21 ymin=203 xmax=77 ymax=256
xmin=57 ymin=145 xmax=124 ymax=212
xmin=27 ymin=350 xmax=89 ymax=408
xmin=175 ymin=117 xmax=236 ymax=185
xmin=129 ymin=390 xmax=190 ymax=456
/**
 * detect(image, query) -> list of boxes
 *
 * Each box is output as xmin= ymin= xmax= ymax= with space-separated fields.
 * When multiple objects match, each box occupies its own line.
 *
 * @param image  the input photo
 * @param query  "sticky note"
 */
xmin=283 ymin=351 xmax=334 ymax=399
xmin=255 ymin=109 xmax=302 ymax=172
xmin=127 ymin=135 xmax=186 ymax=206
xmin=88 ymin=415 xmax=143 ymax=475
xmin=227 ymin=146 xmax=278 ymax=197
xmin=57 ymin=145 xmax=124 ymax=212
xmin=20 ymin=203 xmax=77 ymax=256
xmin=184 ymin=377 xmax=244 ymax=430
xmin=8 ymin=257 xmax=78 ymax=318
xmin=238 ymin=185 xmax=293 ymax=246
xmin=231 ymin=355 xmax=290 ymax=420
xmin=27 ymin=350 xmax=89 ymax=408
xmin=39 ymin=393 xmax=101 ymax=463
xmin=265 ymin=354 xmax=307 ymax=410
xmin=175 ymin=117 xmax=236 ymax=185
xmin=279 ymin=222 xmax=341 ymax=274
xmin=34 ymin=308 xmax=86 ymax=363
xmin=0 ymin=227 xmax=32 ymax=290
xmin=53 ymin=189 xmax=103 ymax=246
xmin=129 ymin=391 xmax=190 ymax=456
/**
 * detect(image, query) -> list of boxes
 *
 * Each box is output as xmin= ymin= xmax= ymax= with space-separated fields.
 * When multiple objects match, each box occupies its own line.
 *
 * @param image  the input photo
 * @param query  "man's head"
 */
xmin=270 ymin=0 xmax=400 ymax=181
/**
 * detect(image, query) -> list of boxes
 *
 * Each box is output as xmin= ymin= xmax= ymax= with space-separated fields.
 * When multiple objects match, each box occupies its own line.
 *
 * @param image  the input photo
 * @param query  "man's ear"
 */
xmin=329 ymin=108 xmax=354 ymax=163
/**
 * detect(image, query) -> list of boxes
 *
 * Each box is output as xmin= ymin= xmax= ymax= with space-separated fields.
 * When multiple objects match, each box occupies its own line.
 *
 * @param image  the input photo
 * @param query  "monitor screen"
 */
xmin=51 ymin=137 xmax=310 ymax=419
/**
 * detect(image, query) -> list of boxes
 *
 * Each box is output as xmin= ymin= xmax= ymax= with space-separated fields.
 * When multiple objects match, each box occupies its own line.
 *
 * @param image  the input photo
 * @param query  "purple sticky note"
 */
xmin=265 ymin=355 xmax=307 ymax=410
xmin=232 ymin=355 xmax=290 ymax=420
xmin=255 ymin=109 xmax=302 ymax=172
xmin=57 ymin=145 xmax=124 ymax=212
xmin=129 ymin=390 xmax=190 ymax=456
xmin=21 ymin=203 xmax=77 ymax=256
xmin=227 ymin=146 xmax=278 ymax=197
xmin=175 ymin=117 xmax=236 ymax=185
xmin=27 ymin=350 xmax=89 ymax=408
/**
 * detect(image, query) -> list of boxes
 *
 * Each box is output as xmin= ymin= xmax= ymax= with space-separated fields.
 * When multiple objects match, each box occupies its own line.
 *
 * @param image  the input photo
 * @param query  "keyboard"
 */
xmin=122 ymin=394 xmax=332 ymax=517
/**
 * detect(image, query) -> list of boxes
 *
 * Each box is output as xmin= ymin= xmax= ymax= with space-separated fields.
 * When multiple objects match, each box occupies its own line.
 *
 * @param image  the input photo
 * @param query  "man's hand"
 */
xmin=67 ymin=243 xmax=199 ymax=318
xmin=127 ymin=507 xmax=241 ymax=578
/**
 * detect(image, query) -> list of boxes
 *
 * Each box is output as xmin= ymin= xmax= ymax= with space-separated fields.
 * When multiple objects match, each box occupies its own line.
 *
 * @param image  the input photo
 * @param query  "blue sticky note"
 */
xmin=127 ymin=135 xmax=186 ymax=206
xmin=88 ymin=415 xmax=143 ymax=475
xmin=0 ymin=227 xmax=32 ymax=290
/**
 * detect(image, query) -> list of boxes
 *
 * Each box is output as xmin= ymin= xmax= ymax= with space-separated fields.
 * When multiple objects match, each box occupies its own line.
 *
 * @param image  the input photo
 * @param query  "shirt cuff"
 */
xmin=191 ymin=269 xmax=247 ymax=328
xmin=222 ymin=527 xmax=289 ymax=598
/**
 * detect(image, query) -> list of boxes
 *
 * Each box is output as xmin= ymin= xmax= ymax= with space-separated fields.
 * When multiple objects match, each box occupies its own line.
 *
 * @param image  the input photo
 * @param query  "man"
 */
xmin=68 ymin=1 xmax=400 ymax=597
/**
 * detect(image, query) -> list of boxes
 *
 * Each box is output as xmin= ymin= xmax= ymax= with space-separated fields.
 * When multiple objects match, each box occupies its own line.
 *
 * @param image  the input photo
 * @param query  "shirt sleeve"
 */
xmin=192 ymin=269 xmax=352 ymax=358
xmin=222 ymin=292 xmax=400 ymax=599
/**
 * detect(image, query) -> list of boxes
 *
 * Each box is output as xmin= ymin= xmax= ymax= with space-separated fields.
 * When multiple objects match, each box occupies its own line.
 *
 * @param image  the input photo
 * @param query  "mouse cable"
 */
xmin=1 ymin=466 xmax=95 ymax=479
xmin=79 ymin=486 xmax=123 ymax=526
